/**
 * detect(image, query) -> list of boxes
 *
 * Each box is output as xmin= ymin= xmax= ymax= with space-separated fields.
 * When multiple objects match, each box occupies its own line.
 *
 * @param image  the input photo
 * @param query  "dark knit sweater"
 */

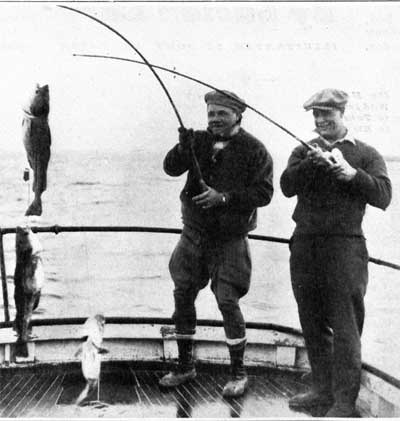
xmin=280 ymin=137 xmax=392 ymax=236
xmin=164 ymin=128 xmax=274 ymax=238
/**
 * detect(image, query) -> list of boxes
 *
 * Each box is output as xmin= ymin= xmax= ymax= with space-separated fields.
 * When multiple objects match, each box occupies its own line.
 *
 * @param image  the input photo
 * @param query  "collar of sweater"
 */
xmin=312 ymin=129 xmax=356 ymax=149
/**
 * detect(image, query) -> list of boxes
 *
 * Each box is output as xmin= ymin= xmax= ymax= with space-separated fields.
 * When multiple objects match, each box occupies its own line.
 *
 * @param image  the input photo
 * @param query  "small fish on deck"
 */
xmin=75 ymin=314 xmax=109 ymax=406
xmin=13 ymin=226 xmax=44 ymax=359
xmin=22 ymin=84 xmax=51 ymax=217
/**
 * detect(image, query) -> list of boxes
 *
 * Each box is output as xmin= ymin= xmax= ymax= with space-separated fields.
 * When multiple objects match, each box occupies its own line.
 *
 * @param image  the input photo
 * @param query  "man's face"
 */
xmin=207 ymin=104 xmax=239 ymax=137
xmin=313 ymin=108 xmax=345 ymax=140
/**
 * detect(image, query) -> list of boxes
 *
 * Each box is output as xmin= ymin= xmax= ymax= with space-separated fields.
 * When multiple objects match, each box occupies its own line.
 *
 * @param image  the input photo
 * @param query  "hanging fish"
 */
xmin=75 ymin=314 xmax=109 ymax=406
xmin=13 ymin=226 xmax=44 ymax=359
xmin=22 ymin=84 xmax=51 ymax=216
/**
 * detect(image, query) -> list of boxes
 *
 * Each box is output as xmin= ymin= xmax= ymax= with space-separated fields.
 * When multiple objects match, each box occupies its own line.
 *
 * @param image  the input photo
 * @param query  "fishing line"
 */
xmin=58 ymin=5 xmax=206 ymax=188
xmin=73 ymin=53 xmax=313 ymax=151
xmin=83 ymin=232 xmax=93 ymax=315
xmin=58 ymin=6 xmax=183 ymax=128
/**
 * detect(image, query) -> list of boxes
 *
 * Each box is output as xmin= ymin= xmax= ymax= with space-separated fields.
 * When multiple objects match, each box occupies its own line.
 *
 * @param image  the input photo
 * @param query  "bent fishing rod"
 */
xmin=57 ymin=5 xmax=206 ymax=189
xmin=73 ymin=53 xmax=313 ymax=151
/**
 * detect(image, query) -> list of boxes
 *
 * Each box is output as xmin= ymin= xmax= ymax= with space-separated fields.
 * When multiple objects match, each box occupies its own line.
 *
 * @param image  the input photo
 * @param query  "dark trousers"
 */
xmin=169 ymin=226 xmax=251 ymax=340
xmin=290 ymin=236 xmax=368 ymax=405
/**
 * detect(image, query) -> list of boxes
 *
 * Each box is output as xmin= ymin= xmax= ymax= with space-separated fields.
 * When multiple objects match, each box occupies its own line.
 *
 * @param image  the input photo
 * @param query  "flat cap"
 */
xmin=204 ymin=90 xmax=247 ymax=114
xmin=303 ymin=88 xmax=349 ymax=111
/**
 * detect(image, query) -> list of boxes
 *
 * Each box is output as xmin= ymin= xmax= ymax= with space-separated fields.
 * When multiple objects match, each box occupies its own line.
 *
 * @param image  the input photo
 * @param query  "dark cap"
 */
xmin=303 ymin=88 xmax=349 ymax=111
xmin=204 ymin=90 xmax=247 ymax=114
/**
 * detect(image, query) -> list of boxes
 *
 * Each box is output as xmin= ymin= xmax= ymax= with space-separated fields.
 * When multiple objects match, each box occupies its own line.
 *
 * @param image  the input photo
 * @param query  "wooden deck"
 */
xmin=0 ymin=362 xmax=324 ymax=418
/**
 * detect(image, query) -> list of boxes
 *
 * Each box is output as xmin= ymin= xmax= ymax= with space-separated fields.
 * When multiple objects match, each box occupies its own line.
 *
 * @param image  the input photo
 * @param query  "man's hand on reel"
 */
xmin=307 ymin=145 xmax=356 ymax=181
xmin=307 ymin=144 xmax=336 ymax=168
xmin=328 ymin=149 xmax=357 ymax=181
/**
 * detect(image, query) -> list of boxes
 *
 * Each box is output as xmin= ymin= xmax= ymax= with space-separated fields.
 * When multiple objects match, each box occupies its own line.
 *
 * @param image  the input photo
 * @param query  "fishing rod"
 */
xmin=73 ymin=53 xmax=313 ymax=151
xmin=57 ymin=5 xmax=206 ymax=190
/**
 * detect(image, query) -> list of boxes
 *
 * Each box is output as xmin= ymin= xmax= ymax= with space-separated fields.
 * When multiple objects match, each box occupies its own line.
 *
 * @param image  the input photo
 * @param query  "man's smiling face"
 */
xmin=313 ymin=108 xmax=346 ymax=141
xmin=207 ymin=104 xmax=239 ymax=137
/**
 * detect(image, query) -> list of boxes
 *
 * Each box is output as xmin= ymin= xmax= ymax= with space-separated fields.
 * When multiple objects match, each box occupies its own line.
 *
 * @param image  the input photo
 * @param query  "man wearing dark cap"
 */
xmin=160 ymin=90 xmax=273 ymax=397
xmin=280 ymin=88 xmax=392 ymax=417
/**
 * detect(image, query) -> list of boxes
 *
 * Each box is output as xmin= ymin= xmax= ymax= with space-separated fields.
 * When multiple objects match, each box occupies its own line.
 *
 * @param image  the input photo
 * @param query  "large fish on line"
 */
xmin=22 ymin=84 xmax=51 ymax=216
xmin=13 ymin=226 xmax=44 ymax=358
xmin=75 ymin=314 xmax=109 ymax=406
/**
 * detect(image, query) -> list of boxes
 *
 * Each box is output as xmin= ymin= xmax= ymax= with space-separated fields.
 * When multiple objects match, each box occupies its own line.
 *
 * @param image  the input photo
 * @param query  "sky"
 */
xmin=1 ymin=1 xmax=400 ymax=164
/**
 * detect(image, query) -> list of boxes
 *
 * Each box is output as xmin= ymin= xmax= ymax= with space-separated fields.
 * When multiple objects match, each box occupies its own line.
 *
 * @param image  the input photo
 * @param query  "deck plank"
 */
xmin=0 ymin=374 xmax=36 ymax=417
xmin=106 ymin=365 xmax=137 ymax=405
xmin=138 ymin=370 xmax=169 ymax=407
xmin=0 ymin=375 xmax=27 ymax=405
xmin=0 ymin=374 xmax=36 ymax=416
xmin=269 ymin=373 xmax=300 ymax=397
xmin=13 ymin=374 xmax=62 ymax=417
xmin=245 ymin=376 xmax=278 ymax=415
xmin=201 ymin=373 xmax=244 ymax=417
xmin=192 ymin=376 xmax=219 ymax=404
xmin=0 ymin=365 xmax=315 ymax=418
xmin=138 ymin=370 xmax=167 ymax=408
xmin=0 ymin=374 xmax=24 ymax=398
xmin=2 ymin=374 xmax=46 ymax=417
xmin=42 ymin=374 xmax=66 ymax=411
xmin=26 ymin=373 xmax=65 ymax=417
xmin=174 ymin=384 xmax=198 ymax=417
xmin=253 ymin=375 xmax=299 ymax=416
xmin=153 ymin=370 xmax=201 ymax=419
xmin=153 ymin=370 xmax=195 ymax=417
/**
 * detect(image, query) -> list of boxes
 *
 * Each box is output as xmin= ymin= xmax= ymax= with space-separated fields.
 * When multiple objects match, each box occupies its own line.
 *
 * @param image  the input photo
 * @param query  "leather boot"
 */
xmin=290 ymin=354 xmax=333 ymax=410
xmin=324 ymin=402 xmax=358 ymax=418
xmin=159 ymin=338 xmax=196 ymax=387
xmin=222 ymin=341 xmax=248 ymax=398
xmin=289 ymin=389 xmax=334 ymax=409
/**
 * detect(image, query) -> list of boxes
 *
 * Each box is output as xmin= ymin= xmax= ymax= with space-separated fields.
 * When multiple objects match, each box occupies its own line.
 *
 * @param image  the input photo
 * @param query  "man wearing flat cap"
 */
xmin=160 ymin=89 xmax=274 ymax=396
xmin=280 ymin=88 xmax=392 ymax=417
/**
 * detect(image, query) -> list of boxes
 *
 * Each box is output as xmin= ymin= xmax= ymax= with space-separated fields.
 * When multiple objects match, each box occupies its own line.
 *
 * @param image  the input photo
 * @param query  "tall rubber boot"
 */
xmin=222 ymin=341 xmax=248 ymax=397
xmin=159 ymin=338 xmax=196 ymax=387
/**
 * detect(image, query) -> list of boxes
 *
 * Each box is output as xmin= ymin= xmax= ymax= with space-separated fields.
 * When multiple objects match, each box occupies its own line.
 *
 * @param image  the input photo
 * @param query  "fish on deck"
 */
xmin=22 ymin=84 xmax=51 ymax=217
xmin=13 ymin=226 xmax=44 ymax=359
xmin=75 ymin=314 xmax=109 ymax=406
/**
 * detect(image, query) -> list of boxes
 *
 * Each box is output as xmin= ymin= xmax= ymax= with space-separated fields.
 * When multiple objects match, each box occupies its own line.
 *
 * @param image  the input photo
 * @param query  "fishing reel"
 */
xmin=308 ymin=144 xmax=344 ymax=167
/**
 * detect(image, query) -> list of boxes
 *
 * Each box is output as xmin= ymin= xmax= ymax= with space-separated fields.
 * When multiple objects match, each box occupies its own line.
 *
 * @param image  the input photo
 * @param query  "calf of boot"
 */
xmin=159 ymin=338 xmax=196 ymax=387
xmin=223 ymin=342 xmax=248 ymax=398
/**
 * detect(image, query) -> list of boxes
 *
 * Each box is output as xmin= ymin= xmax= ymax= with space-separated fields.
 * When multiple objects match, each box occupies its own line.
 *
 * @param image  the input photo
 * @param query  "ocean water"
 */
xmin=1 ymin=148 xmax=399 ymax=377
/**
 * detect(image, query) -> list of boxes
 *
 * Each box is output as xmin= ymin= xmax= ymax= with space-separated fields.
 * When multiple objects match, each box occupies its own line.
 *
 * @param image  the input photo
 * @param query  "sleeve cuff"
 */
xmin=350 ymin=168 xmax=370 ymax=188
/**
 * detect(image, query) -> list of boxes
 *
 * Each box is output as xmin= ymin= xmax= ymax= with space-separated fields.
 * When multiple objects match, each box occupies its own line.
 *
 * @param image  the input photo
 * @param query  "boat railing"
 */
xmin=0 ymin=224 xmax=399 ymax=324
xmin=1 ymin=224 xmax=400 ymax=412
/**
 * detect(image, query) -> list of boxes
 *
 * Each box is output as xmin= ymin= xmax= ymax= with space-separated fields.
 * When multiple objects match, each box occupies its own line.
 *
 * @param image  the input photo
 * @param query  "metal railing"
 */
xmin=1 ymin=225 xmax=399 ymax=322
